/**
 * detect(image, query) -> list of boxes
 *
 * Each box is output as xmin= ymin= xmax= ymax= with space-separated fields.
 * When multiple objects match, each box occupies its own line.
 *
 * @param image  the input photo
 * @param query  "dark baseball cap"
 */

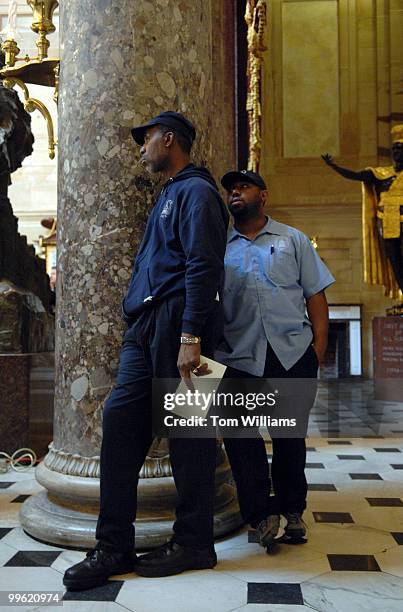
xmin=221 ymin=169 xmax=267 ymax=191
xmin=131 ymin=111 xmax=196 ymax=146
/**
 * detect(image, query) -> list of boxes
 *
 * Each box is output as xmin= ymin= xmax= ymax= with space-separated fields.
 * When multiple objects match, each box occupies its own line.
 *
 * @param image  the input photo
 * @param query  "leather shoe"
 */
xmin=63 ymin=548 xmax=136 ymax=591
xmin=135 ymin=540 xmax=217 ymax=577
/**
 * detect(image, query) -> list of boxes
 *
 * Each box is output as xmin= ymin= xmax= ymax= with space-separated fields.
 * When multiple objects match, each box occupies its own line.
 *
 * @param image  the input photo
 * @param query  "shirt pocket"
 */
xmin=266 ymin=244 xmax=298 ymax=285
xmin=223 ymin=253 xmax=243 ymax=294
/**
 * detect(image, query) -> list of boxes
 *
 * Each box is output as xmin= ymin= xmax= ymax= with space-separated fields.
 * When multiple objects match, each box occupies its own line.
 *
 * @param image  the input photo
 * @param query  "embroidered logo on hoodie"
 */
xmin=160 ymin=199 xmax=174 ymax=220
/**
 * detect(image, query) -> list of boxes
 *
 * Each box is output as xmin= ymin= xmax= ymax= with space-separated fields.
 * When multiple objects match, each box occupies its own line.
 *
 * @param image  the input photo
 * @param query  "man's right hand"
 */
xmin=321 ymin=153 xmax=334 ymax=166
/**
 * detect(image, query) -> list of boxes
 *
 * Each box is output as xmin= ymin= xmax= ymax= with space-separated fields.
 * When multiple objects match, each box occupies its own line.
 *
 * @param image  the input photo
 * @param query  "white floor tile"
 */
xmin=351 ymin=508 xmax=403 ymax=533
xmin=0 ymin=567 xmax=63 ymax=591
xmin=0 ymin=541 xmax=18 ymax=565
xmin=217 ymin=544 xmax=329 ymax=583
xmin=1 ymin=528 xmax=65 ymax=552
xmin=302 ymin=571 xmax=403 ymax=612
xmin=375 ymin=547 xmax=403 ymax=578
xmin=233 ymin=606 xmax=311 ymax=612
xmin=0 ymin=468 xmax=37 ymax=482
xmin=215 ymin=528 xmax=250 ymax=552
xmin=51 ymin=550 xmax=86 ymax=574
xmin=0 ymin=602 xmax=124 ymax=612
xmin=116 ymin=570 xmax=247 ymax=612
xmin=300 ymin=523 xmax=398 ymax=555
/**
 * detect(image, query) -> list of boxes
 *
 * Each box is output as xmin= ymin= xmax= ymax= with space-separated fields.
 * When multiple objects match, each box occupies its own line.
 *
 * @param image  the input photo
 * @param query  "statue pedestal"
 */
xmin=20 ymin=446 xmax=242 ymax=550
xmin=373 ymin=316 xmax=403 ymax=401
xmin=0 ymin=354 xmax=30 ymax=454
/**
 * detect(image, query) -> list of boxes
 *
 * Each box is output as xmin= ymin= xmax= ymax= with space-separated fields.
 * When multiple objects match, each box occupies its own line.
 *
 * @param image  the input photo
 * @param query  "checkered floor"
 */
xmin=1 ymin=384 xmax=403 ymax=611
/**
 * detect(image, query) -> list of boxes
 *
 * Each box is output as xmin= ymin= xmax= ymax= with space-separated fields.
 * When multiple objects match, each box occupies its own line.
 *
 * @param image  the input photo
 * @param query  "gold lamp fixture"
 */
xmin=310 ymin=236 xmax=319 ymax=250
xmin=0 ymin=1 xmax=59 ymax=159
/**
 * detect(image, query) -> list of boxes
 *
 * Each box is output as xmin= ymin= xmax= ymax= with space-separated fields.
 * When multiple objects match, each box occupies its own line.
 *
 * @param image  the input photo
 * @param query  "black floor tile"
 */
xmin=337 ymin=455 xmax=365 ymax=460
xmin=0 ymin=482 xmax=15 ymax=489
xmin=63 ymin=580 xmax=124 ymax=602
xmin=349 ymin=473 xmax=383 ymax=480
xmin=10 ymin=495 xmax=30 ymax=503
xmin=391 ymin=464 xmax=403 ymax=469
xmin=247 ymin=582 xmax=303 ymax=605
xmin=328 ymin=441 xmax=352 ymax=445
xmin=374 ymin=448 xmax=401 ymax=453
xmin=308 ymin=484 xmax=337 ymax=491
xmin=0 ymin=527 xmax=13 ymax=540
xmin=306 ymin=463 xmax=325 ymax=469
xmin=365 ymin=497 xmax=403 ymax=507
xmin=327 ymin=554 xmax=380 ymax=571
xmin=5 ymin=551 xmax=62 ymax=567
xmin=391 ymin=532 xmax=403 ymax=545
xmin=313 ymin=512 xmax=354 ymax=523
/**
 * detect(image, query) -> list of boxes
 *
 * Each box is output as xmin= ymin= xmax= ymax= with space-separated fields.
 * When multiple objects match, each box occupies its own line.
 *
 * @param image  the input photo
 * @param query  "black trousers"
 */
xmin=223 ymin=342 xmax=318 ymax=522
xmin=95 ymin=293 xmax=219 ymax=552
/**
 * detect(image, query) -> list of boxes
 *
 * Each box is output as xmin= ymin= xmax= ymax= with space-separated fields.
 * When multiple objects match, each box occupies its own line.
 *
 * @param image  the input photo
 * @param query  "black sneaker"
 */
xmin=63 ymin=549 xmax=136 ymax=591
xmin=284 ymin=512 xmax=307 ymax=538
xmin=135 ymin=540 xmax=217 ymax=577
xmin=255 ymin=514 xmax=284 ymax=549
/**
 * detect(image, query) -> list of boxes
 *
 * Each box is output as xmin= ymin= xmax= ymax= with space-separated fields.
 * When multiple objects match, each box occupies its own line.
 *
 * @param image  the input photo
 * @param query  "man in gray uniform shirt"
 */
xmin=216 ymin=169 xmax=335 ymax=544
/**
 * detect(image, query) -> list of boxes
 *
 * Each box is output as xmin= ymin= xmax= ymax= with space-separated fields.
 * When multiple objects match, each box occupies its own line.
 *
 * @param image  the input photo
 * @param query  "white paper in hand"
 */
xmin=173 ymin=356 xmax=227 ymax=419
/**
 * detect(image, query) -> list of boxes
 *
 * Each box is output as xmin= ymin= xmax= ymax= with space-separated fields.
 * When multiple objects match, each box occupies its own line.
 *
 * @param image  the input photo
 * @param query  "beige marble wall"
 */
xmin=261 ymin=0 xmax=403 ymax=376
xmin=282 ymin=0 xmax=340 ymax=158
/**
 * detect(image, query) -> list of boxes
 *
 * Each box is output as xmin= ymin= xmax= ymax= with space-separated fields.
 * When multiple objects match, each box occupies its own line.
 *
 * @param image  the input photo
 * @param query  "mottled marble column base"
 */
xmin=20 ymin=462 xmax=243 ymax=550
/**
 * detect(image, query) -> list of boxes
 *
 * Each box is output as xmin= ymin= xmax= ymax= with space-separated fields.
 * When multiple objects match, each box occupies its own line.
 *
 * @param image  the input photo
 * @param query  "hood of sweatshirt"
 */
xmin=161 ymin=163 xmax=219 ymax=192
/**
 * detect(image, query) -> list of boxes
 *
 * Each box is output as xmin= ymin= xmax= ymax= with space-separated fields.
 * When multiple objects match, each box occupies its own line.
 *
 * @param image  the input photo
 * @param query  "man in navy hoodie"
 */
xmin=64 ymin=112 xmax=229 ymax=590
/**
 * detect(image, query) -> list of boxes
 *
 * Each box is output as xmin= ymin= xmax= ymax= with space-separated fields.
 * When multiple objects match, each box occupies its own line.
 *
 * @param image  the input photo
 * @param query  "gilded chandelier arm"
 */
xmin=3 ymin=76 xmax=57 ymax=159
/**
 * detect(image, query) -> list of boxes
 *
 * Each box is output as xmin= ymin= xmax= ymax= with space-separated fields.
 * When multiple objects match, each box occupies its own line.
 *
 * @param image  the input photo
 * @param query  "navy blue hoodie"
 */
xmin=123 ymin=164 xmax=229 ymax=336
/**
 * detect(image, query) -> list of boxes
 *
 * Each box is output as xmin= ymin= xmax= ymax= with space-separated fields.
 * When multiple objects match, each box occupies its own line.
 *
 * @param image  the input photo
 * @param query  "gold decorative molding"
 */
xmin=245 ymin=0 xmax=267 ymax=172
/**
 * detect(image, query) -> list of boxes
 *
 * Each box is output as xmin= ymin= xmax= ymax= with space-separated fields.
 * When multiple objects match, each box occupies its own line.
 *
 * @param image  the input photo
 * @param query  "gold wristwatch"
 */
xmin=180 ymin=335 xmax=201 ymax=344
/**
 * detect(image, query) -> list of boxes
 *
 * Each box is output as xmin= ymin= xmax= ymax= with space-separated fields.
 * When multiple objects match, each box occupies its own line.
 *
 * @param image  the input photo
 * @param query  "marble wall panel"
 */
xmin=282 ymin=0 xmax=340 ymax=158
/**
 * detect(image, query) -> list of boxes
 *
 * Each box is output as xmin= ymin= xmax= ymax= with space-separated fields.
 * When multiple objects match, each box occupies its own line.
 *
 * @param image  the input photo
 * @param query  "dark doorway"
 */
xmin=321 ymin=322 xmax=350 ymax=379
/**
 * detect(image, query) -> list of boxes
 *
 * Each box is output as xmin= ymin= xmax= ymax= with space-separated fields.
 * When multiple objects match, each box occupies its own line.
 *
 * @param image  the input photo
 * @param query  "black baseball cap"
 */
xmin=131 ymin=111 xmax=196 ymax=146
xmin=221 ymin=169 xmax=267 ymax=191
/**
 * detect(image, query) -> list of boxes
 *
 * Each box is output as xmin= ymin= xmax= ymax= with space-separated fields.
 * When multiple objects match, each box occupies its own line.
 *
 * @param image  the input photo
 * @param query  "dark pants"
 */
xmin=95 ymin=293 xmax=219 ymax=552
xmin=223 ymin=343 xmax=318 ymax=523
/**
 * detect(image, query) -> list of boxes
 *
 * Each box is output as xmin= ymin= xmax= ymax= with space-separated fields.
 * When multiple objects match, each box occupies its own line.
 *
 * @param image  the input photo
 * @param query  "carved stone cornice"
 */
xmin=44 ymin=441 xmax=174 ymax=479
xmin=43 ymin=439 xmax=228 ymax=480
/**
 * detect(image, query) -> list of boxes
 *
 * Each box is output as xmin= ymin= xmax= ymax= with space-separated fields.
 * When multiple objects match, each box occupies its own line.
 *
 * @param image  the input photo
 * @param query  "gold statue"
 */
xmin=322 ymin=125 xmax=403 ymax=308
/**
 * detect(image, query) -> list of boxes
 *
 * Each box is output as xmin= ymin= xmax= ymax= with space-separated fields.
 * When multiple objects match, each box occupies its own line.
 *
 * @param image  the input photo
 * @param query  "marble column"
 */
xmin=21 ymin=0 xmax=241 ymax=548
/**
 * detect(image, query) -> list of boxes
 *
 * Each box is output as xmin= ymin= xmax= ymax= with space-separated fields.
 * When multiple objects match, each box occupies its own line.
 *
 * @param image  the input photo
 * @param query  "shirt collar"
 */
xmin=227 ymin=216 xmax=284 ymax=243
